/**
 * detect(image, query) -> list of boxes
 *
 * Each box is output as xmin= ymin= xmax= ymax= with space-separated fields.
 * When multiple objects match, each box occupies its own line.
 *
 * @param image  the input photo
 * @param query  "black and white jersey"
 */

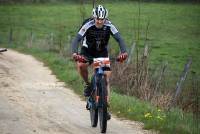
xmin=72 ymin=18 xmax=127 ymax=54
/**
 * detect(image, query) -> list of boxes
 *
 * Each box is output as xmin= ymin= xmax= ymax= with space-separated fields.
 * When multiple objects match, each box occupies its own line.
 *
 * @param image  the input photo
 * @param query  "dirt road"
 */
xmin=0 ymin=50 xmax=152 ymax=134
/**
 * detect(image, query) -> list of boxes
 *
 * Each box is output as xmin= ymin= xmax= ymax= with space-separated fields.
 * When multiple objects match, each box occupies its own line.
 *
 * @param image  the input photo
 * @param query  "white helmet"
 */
xmin=92 ymin=5 xmax=108 ymax=19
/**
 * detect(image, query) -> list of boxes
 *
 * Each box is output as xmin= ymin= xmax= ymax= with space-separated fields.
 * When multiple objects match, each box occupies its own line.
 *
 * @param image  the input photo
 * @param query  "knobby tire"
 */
xmin=98 ymin=76 xmax=107 ymax=133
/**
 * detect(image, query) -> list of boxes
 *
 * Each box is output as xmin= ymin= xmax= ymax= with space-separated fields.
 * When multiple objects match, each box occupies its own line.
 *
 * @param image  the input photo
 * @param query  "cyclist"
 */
xmin=71 ymin=5 xmax=128 ymax=100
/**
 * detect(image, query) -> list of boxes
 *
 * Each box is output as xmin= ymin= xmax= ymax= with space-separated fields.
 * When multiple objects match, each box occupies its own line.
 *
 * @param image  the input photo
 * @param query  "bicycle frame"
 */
xmin=87 ymin=57 xmax=110 ymax=133
xmin=88 ymin=57 xmax=110 ymax=106
xmin=77 ymin=55 xmax=121 ymax=133
xmin=93 ymin=67 xmax=107 ymax=106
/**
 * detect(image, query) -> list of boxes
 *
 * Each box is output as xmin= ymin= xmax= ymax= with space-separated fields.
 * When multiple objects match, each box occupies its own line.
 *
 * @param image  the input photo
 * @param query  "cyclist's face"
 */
xmin=95 ymin=18 xmax=105 ymax=28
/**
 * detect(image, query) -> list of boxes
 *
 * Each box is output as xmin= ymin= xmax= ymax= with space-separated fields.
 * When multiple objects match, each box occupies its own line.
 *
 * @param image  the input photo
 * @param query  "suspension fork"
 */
xmin=95 ymin=74 xmax=101 ymax=104
xmin=95 ymin=74 xmax=108 ymax=107
xmin=94 ymin=67 xmax=109 ymax=106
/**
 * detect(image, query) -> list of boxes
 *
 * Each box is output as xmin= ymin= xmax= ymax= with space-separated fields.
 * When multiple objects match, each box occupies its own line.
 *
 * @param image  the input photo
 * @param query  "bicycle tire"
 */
xmin=90 ymin=106 xmax=98 ymax=127
xmin=97 ymin=76 xmax=107 ymax=133
xmin=89 ymin=75 xmax=98 ymax=127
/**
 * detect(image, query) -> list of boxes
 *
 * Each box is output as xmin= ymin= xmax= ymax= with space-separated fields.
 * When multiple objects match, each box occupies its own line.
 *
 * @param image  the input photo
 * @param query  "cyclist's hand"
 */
xmin=117 ymin=52 xmax=128 ymax=62
xmin=72 ymin=53 xmax=86 ymax=63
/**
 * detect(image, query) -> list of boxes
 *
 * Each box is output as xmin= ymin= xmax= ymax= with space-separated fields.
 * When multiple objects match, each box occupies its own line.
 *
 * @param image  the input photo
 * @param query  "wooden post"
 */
xmin=8 ymin=27 xmax=13 ymax=46
xmin=59 ymin=36 xmax=62 ymax=56
xmin=29 ymin=29 xmax=33 ymax=48
xmin=143 ymin=44 xmax=148 ymax=57
xmin=154 ymin=62 xmax=167 ymax=95
xmin=127 ymin=42 xmax=135 ymax=64
xmin=50 ymin=32 xmax=54 ymax=51
xmin=68 ymin=35 xmax=72 ymax=55
xmin=136 ymin=0 xmax=141 ymax=91
xmin=145 ymin=19 xmax=150 ymax=42
xmin=80 ymin=0 xmax=86 ymax=22
xmin=93 ymin=0 xmax=95 ymax=8
xmin=191 ymin=72 xmax=199 ymax=134
xmin=170 ymin=58 xmax=192 ymax=108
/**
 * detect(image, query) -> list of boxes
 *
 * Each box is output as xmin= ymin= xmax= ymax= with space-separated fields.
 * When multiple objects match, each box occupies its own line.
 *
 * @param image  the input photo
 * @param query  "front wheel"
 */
xmin=99 ymin=106 xmax=107 ymax=133
xmin=97 ymin=76 xmax=108 ymax=133
xmin=89 ymin=76 xmax=98 ymax=127
xmin=90 ymin=105 xmax=98 ymax=127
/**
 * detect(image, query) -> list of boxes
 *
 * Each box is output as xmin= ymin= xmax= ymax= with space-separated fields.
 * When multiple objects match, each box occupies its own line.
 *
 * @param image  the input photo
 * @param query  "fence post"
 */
xmin=28 ymin=29 xmax=33 ymax=48
xmin=8 ymin=27 xmax=13 ymax=46
xmin=68 ymin=35 xmax=72 ymax=55
xmin=80 ymin=0 xmax=86 ymax=22
xmin=143 ymin=44 xmax=148 ymax=57
xmin=191 ymin=72 xmax=199 ymax=134
xmin=93 ymin=0 xmax=96 ymax=8
xmin=170 ymin=58 xmax=192 ymax=108
xmin=59 ymin=34 xmax=62 ymax=56
xmin=154 ymin=62 xmax=168 ymax=95
xmin=50 ymin=32 xmax=54 ymax=51
xmin=127 ymin=42 xmax=136 ymax=64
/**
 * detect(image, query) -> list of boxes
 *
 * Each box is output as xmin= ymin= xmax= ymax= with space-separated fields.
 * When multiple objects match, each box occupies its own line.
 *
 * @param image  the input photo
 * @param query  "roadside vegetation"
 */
xmin=0 ymin=1 xmax=199 ymax=134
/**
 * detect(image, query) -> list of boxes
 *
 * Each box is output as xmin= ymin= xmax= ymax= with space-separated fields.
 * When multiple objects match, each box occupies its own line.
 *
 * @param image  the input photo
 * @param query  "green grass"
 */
xmin=111 ymin=91 xmax=199 ymax=134
xmin=0 ymin=2 xmax=199 ymax=134
xmin=0 ymin=2 xmax=199 ymax=74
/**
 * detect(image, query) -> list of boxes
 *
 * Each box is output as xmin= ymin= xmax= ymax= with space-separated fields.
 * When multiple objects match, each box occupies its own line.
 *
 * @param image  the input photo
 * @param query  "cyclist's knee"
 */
xmin=105 ymin=71 xmax=111 ymax=78
xmin=77 ymin=62 xmax=88 ymax=70
xmin=104 ymin=71 xmax=111 ymax=83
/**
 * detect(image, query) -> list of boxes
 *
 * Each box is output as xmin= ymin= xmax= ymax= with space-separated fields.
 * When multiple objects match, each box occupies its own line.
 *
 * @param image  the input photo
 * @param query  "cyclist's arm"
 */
xmin=109 ymin=22 xmax=127 ymax=53
xmin=71 ymin=20 xmax=92 ymax=54
xmin=71 ymin=34 xmax=83 ymax=54
xmin=112 ymin=32 xmax=127 ymax=53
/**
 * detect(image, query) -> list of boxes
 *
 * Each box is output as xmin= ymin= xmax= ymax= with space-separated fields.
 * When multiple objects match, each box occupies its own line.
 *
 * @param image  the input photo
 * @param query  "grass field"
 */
xmin=0 ymin=1 xmax=199 ymax=134
xmin=0 ymin=2 xmax=200 ymax=74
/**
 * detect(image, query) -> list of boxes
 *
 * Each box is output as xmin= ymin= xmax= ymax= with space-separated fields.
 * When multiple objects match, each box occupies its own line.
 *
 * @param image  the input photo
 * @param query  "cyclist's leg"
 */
xmin=78 ymin=47 xmax=93 ymax=96
xmin=77 ymin=62 xmax=92 ymax=97
xmin=78 ymin=46 xmax=92 ymax=84
xmin=77 ymin=62 xmax=89 ymax=84
xmin=104 ymin=70 xmax=112 ymax=120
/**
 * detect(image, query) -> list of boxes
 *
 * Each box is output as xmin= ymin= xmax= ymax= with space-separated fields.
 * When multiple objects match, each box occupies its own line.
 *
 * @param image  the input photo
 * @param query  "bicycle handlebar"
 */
xmin=77 ymin=56 xmax=121 ymax=63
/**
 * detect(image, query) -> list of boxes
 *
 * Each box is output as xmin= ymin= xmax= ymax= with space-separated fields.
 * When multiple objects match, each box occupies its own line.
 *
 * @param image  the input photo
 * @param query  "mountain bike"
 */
xmin=85 ymin=57 xmax=118 ymax=133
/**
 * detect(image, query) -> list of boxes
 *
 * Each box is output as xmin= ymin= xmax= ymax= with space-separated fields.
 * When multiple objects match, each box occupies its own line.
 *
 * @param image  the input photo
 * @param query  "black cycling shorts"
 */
xmin=80 ymin=47 xmax=111 ymax=71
